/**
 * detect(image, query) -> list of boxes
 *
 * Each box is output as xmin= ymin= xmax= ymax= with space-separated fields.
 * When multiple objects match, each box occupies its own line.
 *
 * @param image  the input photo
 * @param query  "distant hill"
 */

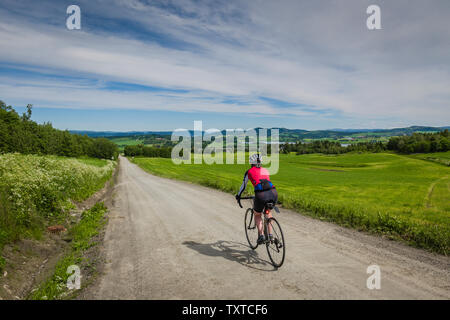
xmin=71 ymin=126 xmax=450 ymax=141
xmin=274 ymin=126 xmax=449 ymax=141
xmin=70 ymin=130 xmax=172 ymax=138
xmin=328 ymin=126 xmax=450 ymax=133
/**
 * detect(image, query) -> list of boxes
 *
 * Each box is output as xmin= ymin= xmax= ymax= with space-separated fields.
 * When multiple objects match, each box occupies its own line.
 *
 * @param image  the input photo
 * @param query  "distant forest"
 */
xmin=387 ymin=131 xmax=449 ymax=153
xmin=124 ymin=145 xmax=171 ymax=158
xmin=281 ymin=130 xmax=450 ymax=155
xmin=281 ymin=141 xmax=385 ymax=154
xmin=123 ymin=138 xmax=213 ymax=157
xmin=0 ymin=101 xmax=118 ymax=159
xmin=125 ymin=130 xmax=450 ymax=158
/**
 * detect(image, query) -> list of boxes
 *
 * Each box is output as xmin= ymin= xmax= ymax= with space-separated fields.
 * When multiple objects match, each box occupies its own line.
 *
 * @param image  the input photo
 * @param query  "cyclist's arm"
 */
xmin=237 ymin=170 xmax=249 ymax=198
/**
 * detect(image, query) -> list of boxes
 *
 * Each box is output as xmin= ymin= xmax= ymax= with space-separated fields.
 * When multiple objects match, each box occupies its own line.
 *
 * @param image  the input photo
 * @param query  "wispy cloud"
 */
xmin=0 ymin=0 xmax=449 ymax=129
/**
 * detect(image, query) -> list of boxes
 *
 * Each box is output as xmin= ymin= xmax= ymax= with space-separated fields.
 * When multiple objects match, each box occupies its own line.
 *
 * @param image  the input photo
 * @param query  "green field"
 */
xmin=109 ymin=135 xmax=174 ymax=151
xmin=131 ymin=152 xmax=450 ymax=254
xmin=108 ymin=137 xmax=145 ymax=151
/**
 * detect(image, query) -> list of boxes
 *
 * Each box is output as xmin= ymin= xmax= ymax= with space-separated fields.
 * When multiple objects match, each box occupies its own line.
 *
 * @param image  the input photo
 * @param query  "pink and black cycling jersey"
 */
xmin=237 ymin=166 xmax=275 ymax=197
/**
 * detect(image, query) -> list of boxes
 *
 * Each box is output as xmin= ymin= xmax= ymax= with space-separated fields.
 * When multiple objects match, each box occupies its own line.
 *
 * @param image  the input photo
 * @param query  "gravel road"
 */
xmin=87 ymin=157 xmax=450 ymax=299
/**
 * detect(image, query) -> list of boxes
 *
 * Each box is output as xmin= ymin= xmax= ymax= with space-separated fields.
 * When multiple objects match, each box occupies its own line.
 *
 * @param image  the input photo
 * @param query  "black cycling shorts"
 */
xmin=253 ymin=188 xmax=278 ymax=213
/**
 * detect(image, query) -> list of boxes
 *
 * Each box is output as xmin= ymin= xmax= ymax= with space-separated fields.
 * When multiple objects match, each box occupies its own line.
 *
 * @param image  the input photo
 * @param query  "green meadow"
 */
xmin=108 ymin=137 xmax=144 ymax=151
xmin=408 ymin=151 xmax=450 ymax=166
xmin=108 ymin=135 xmax=173 ymax=151
xmin=131 ymin=152 xmax=450 ymax=254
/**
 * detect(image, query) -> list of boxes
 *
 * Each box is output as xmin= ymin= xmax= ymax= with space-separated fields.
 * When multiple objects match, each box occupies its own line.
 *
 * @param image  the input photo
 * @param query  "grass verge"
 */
xmin=28 ymin=202 xmax=108 ymax=300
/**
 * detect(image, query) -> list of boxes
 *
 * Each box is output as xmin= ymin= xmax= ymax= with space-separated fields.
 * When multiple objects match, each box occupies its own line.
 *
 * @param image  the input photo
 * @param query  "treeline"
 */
xmin=386 ymin=130 xmax=449 ymax=153
xmin=0 ymin=101 xmax=118 ymax=159
xmin=124 ymin=145 xmax=172 ymax=158
xmin=281 ymin=131 xmax=450 ymax=155
xmin=281 ymin=140 xmax=386 ymax=155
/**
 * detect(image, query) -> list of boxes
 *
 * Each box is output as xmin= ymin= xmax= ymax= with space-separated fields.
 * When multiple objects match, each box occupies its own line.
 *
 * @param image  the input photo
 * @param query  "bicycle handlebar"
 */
xmin=237 ymin=196 xmax=254 ymax=208
xmin=237 ymin=196 xmax=279 ymax=214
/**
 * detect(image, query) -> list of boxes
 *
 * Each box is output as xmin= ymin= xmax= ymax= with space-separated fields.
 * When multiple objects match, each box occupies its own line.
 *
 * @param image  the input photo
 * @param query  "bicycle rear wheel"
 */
xmin=265 ymin=217 xmax=285 ymax=267
xmin=244 ymin=208 xmax=258 ymax=249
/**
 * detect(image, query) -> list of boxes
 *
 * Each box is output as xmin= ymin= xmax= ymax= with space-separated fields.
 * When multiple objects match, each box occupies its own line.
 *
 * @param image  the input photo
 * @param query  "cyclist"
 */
xmin=236 ymin=154 xmax=278 ymax=244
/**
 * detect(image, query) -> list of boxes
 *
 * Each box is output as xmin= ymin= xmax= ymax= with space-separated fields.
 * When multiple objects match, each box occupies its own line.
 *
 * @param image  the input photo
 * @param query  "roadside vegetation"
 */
xmin=29 ymin=202 xmax=108 ymax=300
xmin=0 ymin=99 xmax=119 ymax=271
xmin=131 ymin=152 xmax=449 ymax=254
xmin=0 ymin=154 xmax=115 ymax=268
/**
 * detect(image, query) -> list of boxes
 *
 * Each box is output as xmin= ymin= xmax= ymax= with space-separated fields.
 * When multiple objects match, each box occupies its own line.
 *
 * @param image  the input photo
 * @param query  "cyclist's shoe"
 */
xmin=257 ymin=235 xmax=265 ymax=244
xmin=268 ymin=234 xmax=274 ymax=242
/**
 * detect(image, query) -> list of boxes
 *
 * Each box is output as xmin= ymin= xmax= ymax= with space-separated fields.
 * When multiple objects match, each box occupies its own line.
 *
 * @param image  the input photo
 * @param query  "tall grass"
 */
xmin=278 ymin=193 xmax=449 ymax=254
xmin=0 ymin=153 xmax=115 ymax=265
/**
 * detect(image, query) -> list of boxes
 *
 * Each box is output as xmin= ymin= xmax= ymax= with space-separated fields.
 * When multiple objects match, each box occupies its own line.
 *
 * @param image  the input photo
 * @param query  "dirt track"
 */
xmin=86 ymin=157 xmax=450 ymax=299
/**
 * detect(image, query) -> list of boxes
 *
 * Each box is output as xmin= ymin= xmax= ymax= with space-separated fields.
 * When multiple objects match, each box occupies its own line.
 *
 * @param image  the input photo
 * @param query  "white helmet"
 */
xmin=249 ymin=153 xmax=262 ymax=167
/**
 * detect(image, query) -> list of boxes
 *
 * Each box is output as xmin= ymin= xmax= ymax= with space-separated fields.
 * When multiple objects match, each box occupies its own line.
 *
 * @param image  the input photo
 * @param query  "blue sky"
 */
xmin=1 ymin=0 xmax=449 ymax=131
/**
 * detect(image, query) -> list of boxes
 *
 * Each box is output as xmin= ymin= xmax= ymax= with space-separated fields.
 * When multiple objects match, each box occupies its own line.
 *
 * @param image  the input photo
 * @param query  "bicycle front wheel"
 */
xmin=266 ymin=217 xmax=286 ymax=268
xmin=244 ymin=208 xmax=258 ymax=249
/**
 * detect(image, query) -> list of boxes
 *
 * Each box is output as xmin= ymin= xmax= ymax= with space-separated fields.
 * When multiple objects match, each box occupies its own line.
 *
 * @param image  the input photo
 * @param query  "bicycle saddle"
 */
xmin=265 ymin=201 xmax=275 ymax=209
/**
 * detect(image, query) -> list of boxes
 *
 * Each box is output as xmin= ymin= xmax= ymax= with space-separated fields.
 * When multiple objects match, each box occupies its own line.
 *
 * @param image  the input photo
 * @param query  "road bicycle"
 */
xmin=238 ymin=196 xmax=286 ymax=268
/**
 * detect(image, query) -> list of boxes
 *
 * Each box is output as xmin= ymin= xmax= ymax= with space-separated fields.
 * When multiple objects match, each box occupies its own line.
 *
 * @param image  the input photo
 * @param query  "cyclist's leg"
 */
xmin=253 ymin=210 xmax=263 ymax=235
xmin=253 ymin=196 xmax=265 ymax=235
xmin=266 ymin=189 xmax=278 ymax=236
xmin=266 ymin=210 xmax=273 ymax=235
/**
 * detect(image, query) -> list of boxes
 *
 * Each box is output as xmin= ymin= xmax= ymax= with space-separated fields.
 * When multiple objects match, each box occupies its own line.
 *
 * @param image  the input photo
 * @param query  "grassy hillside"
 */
xmin=131 ymin=152 xmax=449 ymax=254
xmin=0 ymin=153 xmax=115 ymax=267
xmin=408 ymin=151 xmax=450 ymax=166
